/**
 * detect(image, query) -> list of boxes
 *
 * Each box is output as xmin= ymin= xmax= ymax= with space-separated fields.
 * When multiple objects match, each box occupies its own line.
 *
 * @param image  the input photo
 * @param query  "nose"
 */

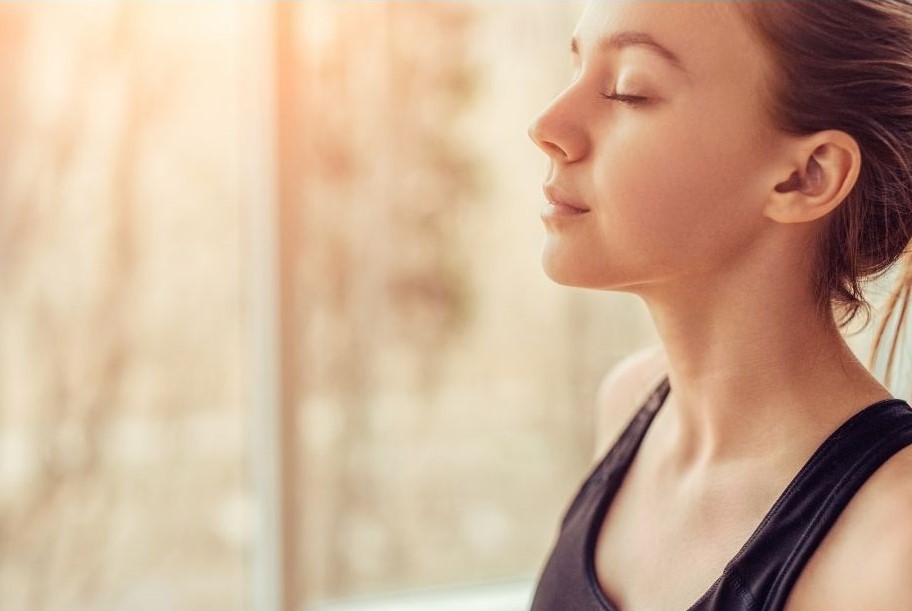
xmin=526 ymin=91 xmax=587 ymax=164
xmin=527 ymin=116 xmax=565 ymax=160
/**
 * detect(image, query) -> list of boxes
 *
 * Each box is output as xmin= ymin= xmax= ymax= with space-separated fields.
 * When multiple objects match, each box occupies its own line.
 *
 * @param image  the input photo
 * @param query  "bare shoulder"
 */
xmin=591 ymin=342 xmax=669 ymax=464
xmin=784 ymin=442 xmax=912 ymax=610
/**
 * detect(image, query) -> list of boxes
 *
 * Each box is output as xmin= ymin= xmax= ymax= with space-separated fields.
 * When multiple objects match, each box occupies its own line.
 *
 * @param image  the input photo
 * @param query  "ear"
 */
xmin=763 ymin=129 xmax=861 ymax=224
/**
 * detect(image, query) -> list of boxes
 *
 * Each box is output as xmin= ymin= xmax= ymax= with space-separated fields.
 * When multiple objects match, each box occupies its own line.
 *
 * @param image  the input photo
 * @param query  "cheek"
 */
xmin=592 ymin=106 xmax=764 ymax=270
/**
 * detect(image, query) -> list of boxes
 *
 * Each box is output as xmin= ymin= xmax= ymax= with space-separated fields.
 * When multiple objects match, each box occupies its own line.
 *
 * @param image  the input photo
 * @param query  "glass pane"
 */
xmin=0 ymin=5 xmax=248 ymax=610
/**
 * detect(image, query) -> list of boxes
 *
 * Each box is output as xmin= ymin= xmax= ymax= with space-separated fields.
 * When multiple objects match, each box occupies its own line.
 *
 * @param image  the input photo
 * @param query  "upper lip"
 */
xmin=543 ymin=183 xmax=590 ymax=211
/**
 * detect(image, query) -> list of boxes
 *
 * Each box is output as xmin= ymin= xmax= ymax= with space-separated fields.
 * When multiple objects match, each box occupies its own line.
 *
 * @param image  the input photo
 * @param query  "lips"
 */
xmin=543 ymin=183 xmax=590 ymax=212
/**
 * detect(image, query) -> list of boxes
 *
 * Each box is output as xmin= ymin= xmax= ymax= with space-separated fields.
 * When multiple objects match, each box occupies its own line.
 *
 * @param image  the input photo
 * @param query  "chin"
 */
xmin=540 ymin=249 xmax=604 ymax=289
xmin=540 ymin=247 xmax=643 ymax=292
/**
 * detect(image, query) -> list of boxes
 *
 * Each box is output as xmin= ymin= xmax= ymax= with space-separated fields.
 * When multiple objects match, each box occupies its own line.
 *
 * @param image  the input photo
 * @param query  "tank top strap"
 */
xmin=725 ymin=397 xmax=912 ymax=610
xmin=559 ymin=373 xmax=671 ymax=531
xmin=593 ymin=372 xmax=671 ymax=485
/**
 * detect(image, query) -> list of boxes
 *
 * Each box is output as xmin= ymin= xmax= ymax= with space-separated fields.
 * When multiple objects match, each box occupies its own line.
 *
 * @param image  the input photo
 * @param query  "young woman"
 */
xmin=526 ymin=2 xmax=912 ymax=610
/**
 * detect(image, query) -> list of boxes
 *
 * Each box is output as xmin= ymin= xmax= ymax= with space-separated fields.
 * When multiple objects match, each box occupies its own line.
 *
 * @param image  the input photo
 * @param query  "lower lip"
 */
xmin=541 ymin=202 xmax=590 ymax=218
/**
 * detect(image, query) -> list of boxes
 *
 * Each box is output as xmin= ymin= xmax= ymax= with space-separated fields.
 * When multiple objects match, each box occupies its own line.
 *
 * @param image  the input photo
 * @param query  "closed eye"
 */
xmin=599 ymin=91 xmax=649 ymax=106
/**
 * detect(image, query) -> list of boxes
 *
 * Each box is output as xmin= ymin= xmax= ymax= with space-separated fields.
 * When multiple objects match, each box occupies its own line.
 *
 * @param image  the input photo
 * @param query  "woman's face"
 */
xmin=528 ymin=1 xmax=784 ymax=292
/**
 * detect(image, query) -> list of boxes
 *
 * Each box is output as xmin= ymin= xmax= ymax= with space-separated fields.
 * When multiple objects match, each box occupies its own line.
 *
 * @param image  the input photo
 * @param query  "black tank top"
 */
xmin=529 ymin=374 xmax=912 ymax=611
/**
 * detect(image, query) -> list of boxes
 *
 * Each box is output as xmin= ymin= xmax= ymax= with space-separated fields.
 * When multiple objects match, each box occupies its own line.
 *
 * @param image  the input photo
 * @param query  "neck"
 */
xmin=639 ymin=269 xmax=890 ymax=473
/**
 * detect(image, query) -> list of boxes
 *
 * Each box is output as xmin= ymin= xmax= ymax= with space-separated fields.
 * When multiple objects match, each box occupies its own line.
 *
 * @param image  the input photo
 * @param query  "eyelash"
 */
xmin=599 ymin=91 xmax=649 ymax=106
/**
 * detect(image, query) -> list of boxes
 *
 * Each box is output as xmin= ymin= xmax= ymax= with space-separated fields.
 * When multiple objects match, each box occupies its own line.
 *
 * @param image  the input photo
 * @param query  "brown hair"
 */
xmin=735 ymin=0 xmax=912 ymax=389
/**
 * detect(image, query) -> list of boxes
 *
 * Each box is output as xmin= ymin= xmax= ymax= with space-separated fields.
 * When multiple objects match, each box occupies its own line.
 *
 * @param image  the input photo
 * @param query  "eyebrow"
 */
xmin=570 ymin=30 xmax=689 ymax=74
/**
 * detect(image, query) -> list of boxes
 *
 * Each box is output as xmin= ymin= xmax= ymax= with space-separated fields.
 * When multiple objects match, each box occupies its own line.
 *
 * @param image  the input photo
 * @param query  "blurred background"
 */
xmin=0 ymin=3 xmax=907 ymax=611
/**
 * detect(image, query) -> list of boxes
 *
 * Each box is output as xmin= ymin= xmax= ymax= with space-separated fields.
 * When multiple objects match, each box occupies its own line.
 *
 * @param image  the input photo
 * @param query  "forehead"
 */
xmin=574 ymin=1 xmax=767 ymax=85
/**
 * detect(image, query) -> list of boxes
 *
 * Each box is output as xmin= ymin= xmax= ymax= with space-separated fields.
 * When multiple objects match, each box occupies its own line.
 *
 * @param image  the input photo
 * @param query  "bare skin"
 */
xmin=592 ymin=346 xmax=911 ymax=610
xmin=528 ymin=1 xmax=912 ymax=608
